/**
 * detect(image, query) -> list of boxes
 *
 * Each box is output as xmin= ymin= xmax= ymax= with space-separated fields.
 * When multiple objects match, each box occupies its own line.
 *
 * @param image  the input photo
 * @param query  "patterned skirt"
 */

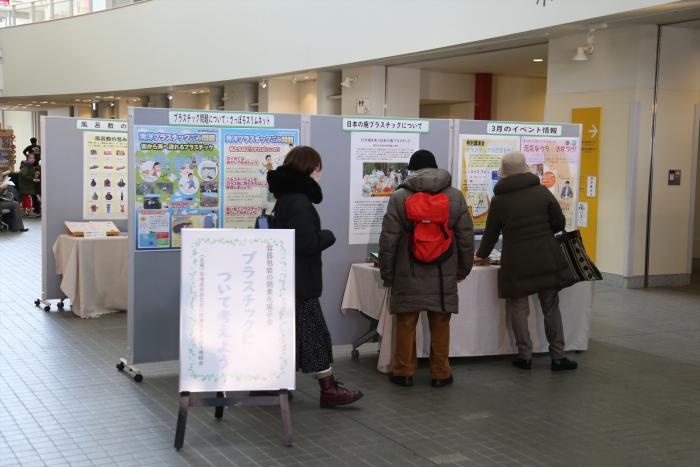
xmin=296 ymin=298 xmax=333 ymax=374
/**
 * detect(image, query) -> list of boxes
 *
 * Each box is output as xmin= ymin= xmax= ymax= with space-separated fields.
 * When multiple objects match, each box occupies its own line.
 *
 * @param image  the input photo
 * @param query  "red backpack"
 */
xmin=405 ymin=192 xmax=453 ymax=264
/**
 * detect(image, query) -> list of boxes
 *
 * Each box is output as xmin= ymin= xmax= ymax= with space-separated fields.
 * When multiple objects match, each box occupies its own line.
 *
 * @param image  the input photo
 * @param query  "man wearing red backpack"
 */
xmin=379 ymin=150 xmax=474 ymax=388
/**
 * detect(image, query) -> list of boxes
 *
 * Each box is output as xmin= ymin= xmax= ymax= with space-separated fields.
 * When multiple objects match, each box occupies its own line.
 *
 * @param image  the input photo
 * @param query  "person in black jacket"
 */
xmin=475 ymin=151 xmax=577 ymax=372
xmin=267 ymin=146 xmax=363 ymax=408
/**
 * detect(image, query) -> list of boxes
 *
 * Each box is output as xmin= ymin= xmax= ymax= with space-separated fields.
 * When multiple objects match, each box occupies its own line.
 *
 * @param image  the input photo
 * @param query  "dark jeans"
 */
xmin=0 ymin=199 xmax=25 ymax=230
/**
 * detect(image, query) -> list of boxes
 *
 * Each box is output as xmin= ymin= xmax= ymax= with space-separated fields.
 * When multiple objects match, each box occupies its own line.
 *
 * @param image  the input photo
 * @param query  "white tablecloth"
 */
xmin=341 ymin=263 xmax=593 ymax=373
xmin=52 ymin=234 xmax=129 ymax=318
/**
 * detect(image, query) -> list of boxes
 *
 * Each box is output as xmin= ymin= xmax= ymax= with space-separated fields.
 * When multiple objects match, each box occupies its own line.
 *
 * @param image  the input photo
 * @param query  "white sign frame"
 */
xmin=179 ymin=228 xmax=296 ymax=392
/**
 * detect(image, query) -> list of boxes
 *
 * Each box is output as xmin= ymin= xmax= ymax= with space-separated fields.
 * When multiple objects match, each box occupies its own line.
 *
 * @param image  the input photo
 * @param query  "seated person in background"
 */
xmin=0 ymin=177 xmax=28 ymax=232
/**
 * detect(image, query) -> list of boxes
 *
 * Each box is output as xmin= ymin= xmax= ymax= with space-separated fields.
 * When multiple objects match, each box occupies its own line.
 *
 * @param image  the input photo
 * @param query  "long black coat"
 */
xmin=267 ymin=165 xmax=335 ymax=301
xmin=476 ymin=173 xmax=574 ymax=299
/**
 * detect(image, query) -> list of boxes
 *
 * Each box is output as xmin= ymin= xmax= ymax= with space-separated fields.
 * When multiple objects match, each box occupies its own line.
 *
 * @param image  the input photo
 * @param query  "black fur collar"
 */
xmin=267 ymin=164 xmax=323 ymax=204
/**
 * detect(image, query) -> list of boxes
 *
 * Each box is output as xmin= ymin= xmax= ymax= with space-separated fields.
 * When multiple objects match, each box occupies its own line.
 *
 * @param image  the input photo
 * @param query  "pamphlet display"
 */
xmin=345 ymin=118 xmax=427 ymax=245
xmin=83 ymin=131 xmax=128 ymax=220
xmin=458 ymin=122 xmax=581 ymax=236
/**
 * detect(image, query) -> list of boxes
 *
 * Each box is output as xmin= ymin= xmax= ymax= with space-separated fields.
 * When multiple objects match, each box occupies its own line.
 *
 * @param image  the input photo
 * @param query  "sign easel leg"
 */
xmin=214 ymin=391 xmax=225 ymax=419
xmin=174 ymin=391 xmax=190 ymax=450
xmin=279 ymin=390 xmax=293 ymax=447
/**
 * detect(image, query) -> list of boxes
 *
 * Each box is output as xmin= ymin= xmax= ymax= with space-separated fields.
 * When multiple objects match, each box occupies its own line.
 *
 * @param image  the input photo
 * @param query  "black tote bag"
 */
xmin=557 ymin=229 xmax=603 ymax=282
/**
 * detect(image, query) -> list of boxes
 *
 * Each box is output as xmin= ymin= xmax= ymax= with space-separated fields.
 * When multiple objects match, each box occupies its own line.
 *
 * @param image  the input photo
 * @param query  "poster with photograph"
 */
xmin=521 ymin=137 xmax=580 ymax=230
xmin=134 ymin=126 xmax=221 ymax=249
xmin=349 ymin=132 xmax=418 ymax=244
xmin=83 ymin=131 xmax=128 ymax=220
xmin=137 ymin=210 xmax=171 ymax=249
xmin=221 ymin=128 xmax=299 ymax=228
xmin=458 ymin=134 xmax=520 ymax=236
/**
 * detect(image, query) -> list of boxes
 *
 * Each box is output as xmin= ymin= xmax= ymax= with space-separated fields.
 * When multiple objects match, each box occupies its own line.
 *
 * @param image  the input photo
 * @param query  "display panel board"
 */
xmin=41 ymin=117 xmax=129 ymax=304
xmin=455 ymin=120 xmax=583 ymax=237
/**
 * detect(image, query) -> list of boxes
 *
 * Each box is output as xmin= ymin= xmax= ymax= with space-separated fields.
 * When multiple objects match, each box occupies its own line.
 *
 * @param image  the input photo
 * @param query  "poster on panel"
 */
xmin=345 ymin=117 xmax=429 ymax=245
xmin=221 ymin=128 xmax=299 ymax=228
xmin=179 ymin=228 xmax=296 ymax=392
xmin=134 ymin=126 xmax=220 ymax=249
xmin=82 ymin=130 xmax=128 ymax=220
xmin=457 ymin=134 xmax=520 ymax=236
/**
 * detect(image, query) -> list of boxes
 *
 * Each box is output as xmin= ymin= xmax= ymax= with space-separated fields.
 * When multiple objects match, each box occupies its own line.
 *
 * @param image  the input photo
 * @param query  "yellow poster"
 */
xmin=458 ymin=134 xmax=520 ymax=235
xmin=572 ymin=108 xmax=601 ymax=260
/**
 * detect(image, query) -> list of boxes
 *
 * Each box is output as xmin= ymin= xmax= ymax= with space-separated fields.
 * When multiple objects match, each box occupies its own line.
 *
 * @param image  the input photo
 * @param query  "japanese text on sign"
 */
xmin=169 ymin=111 xmax=275 ymax=128
xmin=77 ymin=119 xmax=128 ymax=131
xmin=487 ymin=122 xmax=562 ymax=136
xmin=342 ymin=118 xmax=430 ymax=133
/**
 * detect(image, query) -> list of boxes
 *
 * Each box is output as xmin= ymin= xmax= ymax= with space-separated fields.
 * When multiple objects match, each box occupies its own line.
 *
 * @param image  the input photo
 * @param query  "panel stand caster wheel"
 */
xmin=43 ymin=305 xmax=51 ymax=312
xmin=57 ymin=301 xmax=65 ymax=311
xmin=34 ymin=299 xmax=41 ymax=307
xmin=351 ymin=349 xmax=360 ymax=360
xmin=116 ymin=357 xmax=143 ymax=383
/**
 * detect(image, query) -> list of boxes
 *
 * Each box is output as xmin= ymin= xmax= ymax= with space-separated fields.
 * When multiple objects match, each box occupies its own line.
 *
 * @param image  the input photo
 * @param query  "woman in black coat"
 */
xmin=267 ymin=146 xmax=363 ymax=408
xmin=476 ymin=151 xmax=577 ymax=372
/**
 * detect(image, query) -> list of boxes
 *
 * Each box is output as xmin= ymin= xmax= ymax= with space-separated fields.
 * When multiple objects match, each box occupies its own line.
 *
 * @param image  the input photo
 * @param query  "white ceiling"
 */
xmin=398 ymin=43 xmax=549 ymax=78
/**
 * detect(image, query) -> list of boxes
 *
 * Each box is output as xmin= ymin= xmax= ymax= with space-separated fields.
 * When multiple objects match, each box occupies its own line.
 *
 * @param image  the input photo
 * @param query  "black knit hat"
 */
xmin=407 ymin=149 xmax=437 ymax=170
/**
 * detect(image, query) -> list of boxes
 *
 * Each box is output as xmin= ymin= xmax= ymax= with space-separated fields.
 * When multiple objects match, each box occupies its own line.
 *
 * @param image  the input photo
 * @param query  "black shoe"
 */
xmin=389 ymin=375 xmax=414 ymax=387
xmin=512 ymin=358 xmax=532 ymax=370
xmin=431 ymin=374 xmax=453 ymax=387
xmin=11 ymin=228 xmax=29 ymax=232
xmin=551 ymin=357 xmax=578 ymax=371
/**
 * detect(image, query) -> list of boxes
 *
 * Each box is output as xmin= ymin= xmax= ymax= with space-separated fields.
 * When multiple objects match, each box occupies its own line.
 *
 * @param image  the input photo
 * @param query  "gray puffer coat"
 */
xmin=379 ymin=168 xmax=474 ymax=314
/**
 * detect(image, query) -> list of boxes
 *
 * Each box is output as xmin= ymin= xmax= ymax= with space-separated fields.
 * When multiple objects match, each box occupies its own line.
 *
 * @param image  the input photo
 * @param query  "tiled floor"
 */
xmin=2 ymin=218 xmax=700 ymax=466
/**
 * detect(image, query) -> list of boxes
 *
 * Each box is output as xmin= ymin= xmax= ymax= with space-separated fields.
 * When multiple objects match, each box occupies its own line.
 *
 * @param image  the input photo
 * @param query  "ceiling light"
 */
xmin=304 ymin=76 xmax=309 ymax=79
xmin=259 ymin=80 xmax=268 ymax=89
xmin=110 ymin=102 xmax=115 ymax=107
xmin=340 ymin=76 xmax=357 ymax=88
xmin=168 ymin=94 xmax=173 ymax=100
xmin=532 ymin=58 xmax=544 ymax=62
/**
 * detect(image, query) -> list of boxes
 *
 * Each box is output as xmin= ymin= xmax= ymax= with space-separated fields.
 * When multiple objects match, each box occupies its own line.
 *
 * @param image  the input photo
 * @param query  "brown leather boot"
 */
xmin=318 ymin=375 xmax=363 ymax=408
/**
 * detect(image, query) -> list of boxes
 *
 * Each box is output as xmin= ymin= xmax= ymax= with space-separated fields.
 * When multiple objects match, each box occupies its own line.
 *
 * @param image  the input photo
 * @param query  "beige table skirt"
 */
xmin=341 ymin=263 xmax=593 ymax=373
xmin=52 ymin=234 xmax=128 ymax=318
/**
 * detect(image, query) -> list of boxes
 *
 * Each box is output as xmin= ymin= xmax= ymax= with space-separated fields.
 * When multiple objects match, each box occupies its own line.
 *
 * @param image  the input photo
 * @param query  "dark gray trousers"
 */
xmin=0 ymin=199 xmax=25 ymax=231
xmin=505 ymin=289 xmax=565 ymax=360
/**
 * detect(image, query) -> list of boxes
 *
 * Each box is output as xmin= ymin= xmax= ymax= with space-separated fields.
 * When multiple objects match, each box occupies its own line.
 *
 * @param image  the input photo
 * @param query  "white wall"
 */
xmin=546 ymin=25 xmax=658 ymax=278
xmin=420 ymin=71 xmax=474 ymax=103
xmin=223 ymin=83 xmax=258 ymax=112
xmin=3 ymin=111 xmax=34 ymax=156
xmin=46 ymin=107 xmax=71 ymax=117
xmin=316 ymin=71 xmax=341 ymax=116
xmin=0 ymin=0 xmax=681 ymax=97
xmin=341 ymin=66 xmax=386 ymax=116
xmin=298 ymin=81 xmax=317 ymax=115
xmin=419 ymin=102 xmax=474 ymax=119
xmin=492 ymin=75 xmax=546 ymax=122
xmin=386 ymin=68 xmax=420 ymax=117
xmin=650 ymin=25 xmax=700 ymax=274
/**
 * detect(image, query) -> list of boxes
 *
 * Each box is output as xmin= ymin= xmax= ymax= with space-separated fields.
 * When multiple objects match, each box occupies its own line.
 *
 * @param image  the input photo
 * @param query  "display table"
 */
xmin=52 ymin=234 xmax=128 ymax=318
xmin=341 ymin=263 xmax=593 ymax=373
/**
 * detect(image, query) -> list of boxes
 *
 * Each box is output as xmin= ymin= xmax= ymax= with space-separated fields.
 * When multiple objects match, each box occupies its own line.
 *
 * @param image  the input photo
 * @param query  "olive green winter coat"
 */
xmin=476 ymin=173 xmax=575 ymax=299
xmin=379 ymin=168 xmax=474 ymax=314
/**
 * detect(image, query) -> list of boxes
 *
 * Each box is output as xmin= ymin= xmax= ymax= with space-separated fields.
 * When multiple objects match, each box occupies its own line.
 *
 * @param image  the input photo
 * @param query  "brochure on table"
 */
xmin=179 ymin=228 xmax=296 ymax=392
xmin=133 ymin=118 xmax=298 ymax=250
xmin=79 ymin=119 xmax=129 ymax=221
xmin=458 ymin=122 xmax=581 ymax=236
xmin=345 ymin=117 xmax=428 ymax=245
